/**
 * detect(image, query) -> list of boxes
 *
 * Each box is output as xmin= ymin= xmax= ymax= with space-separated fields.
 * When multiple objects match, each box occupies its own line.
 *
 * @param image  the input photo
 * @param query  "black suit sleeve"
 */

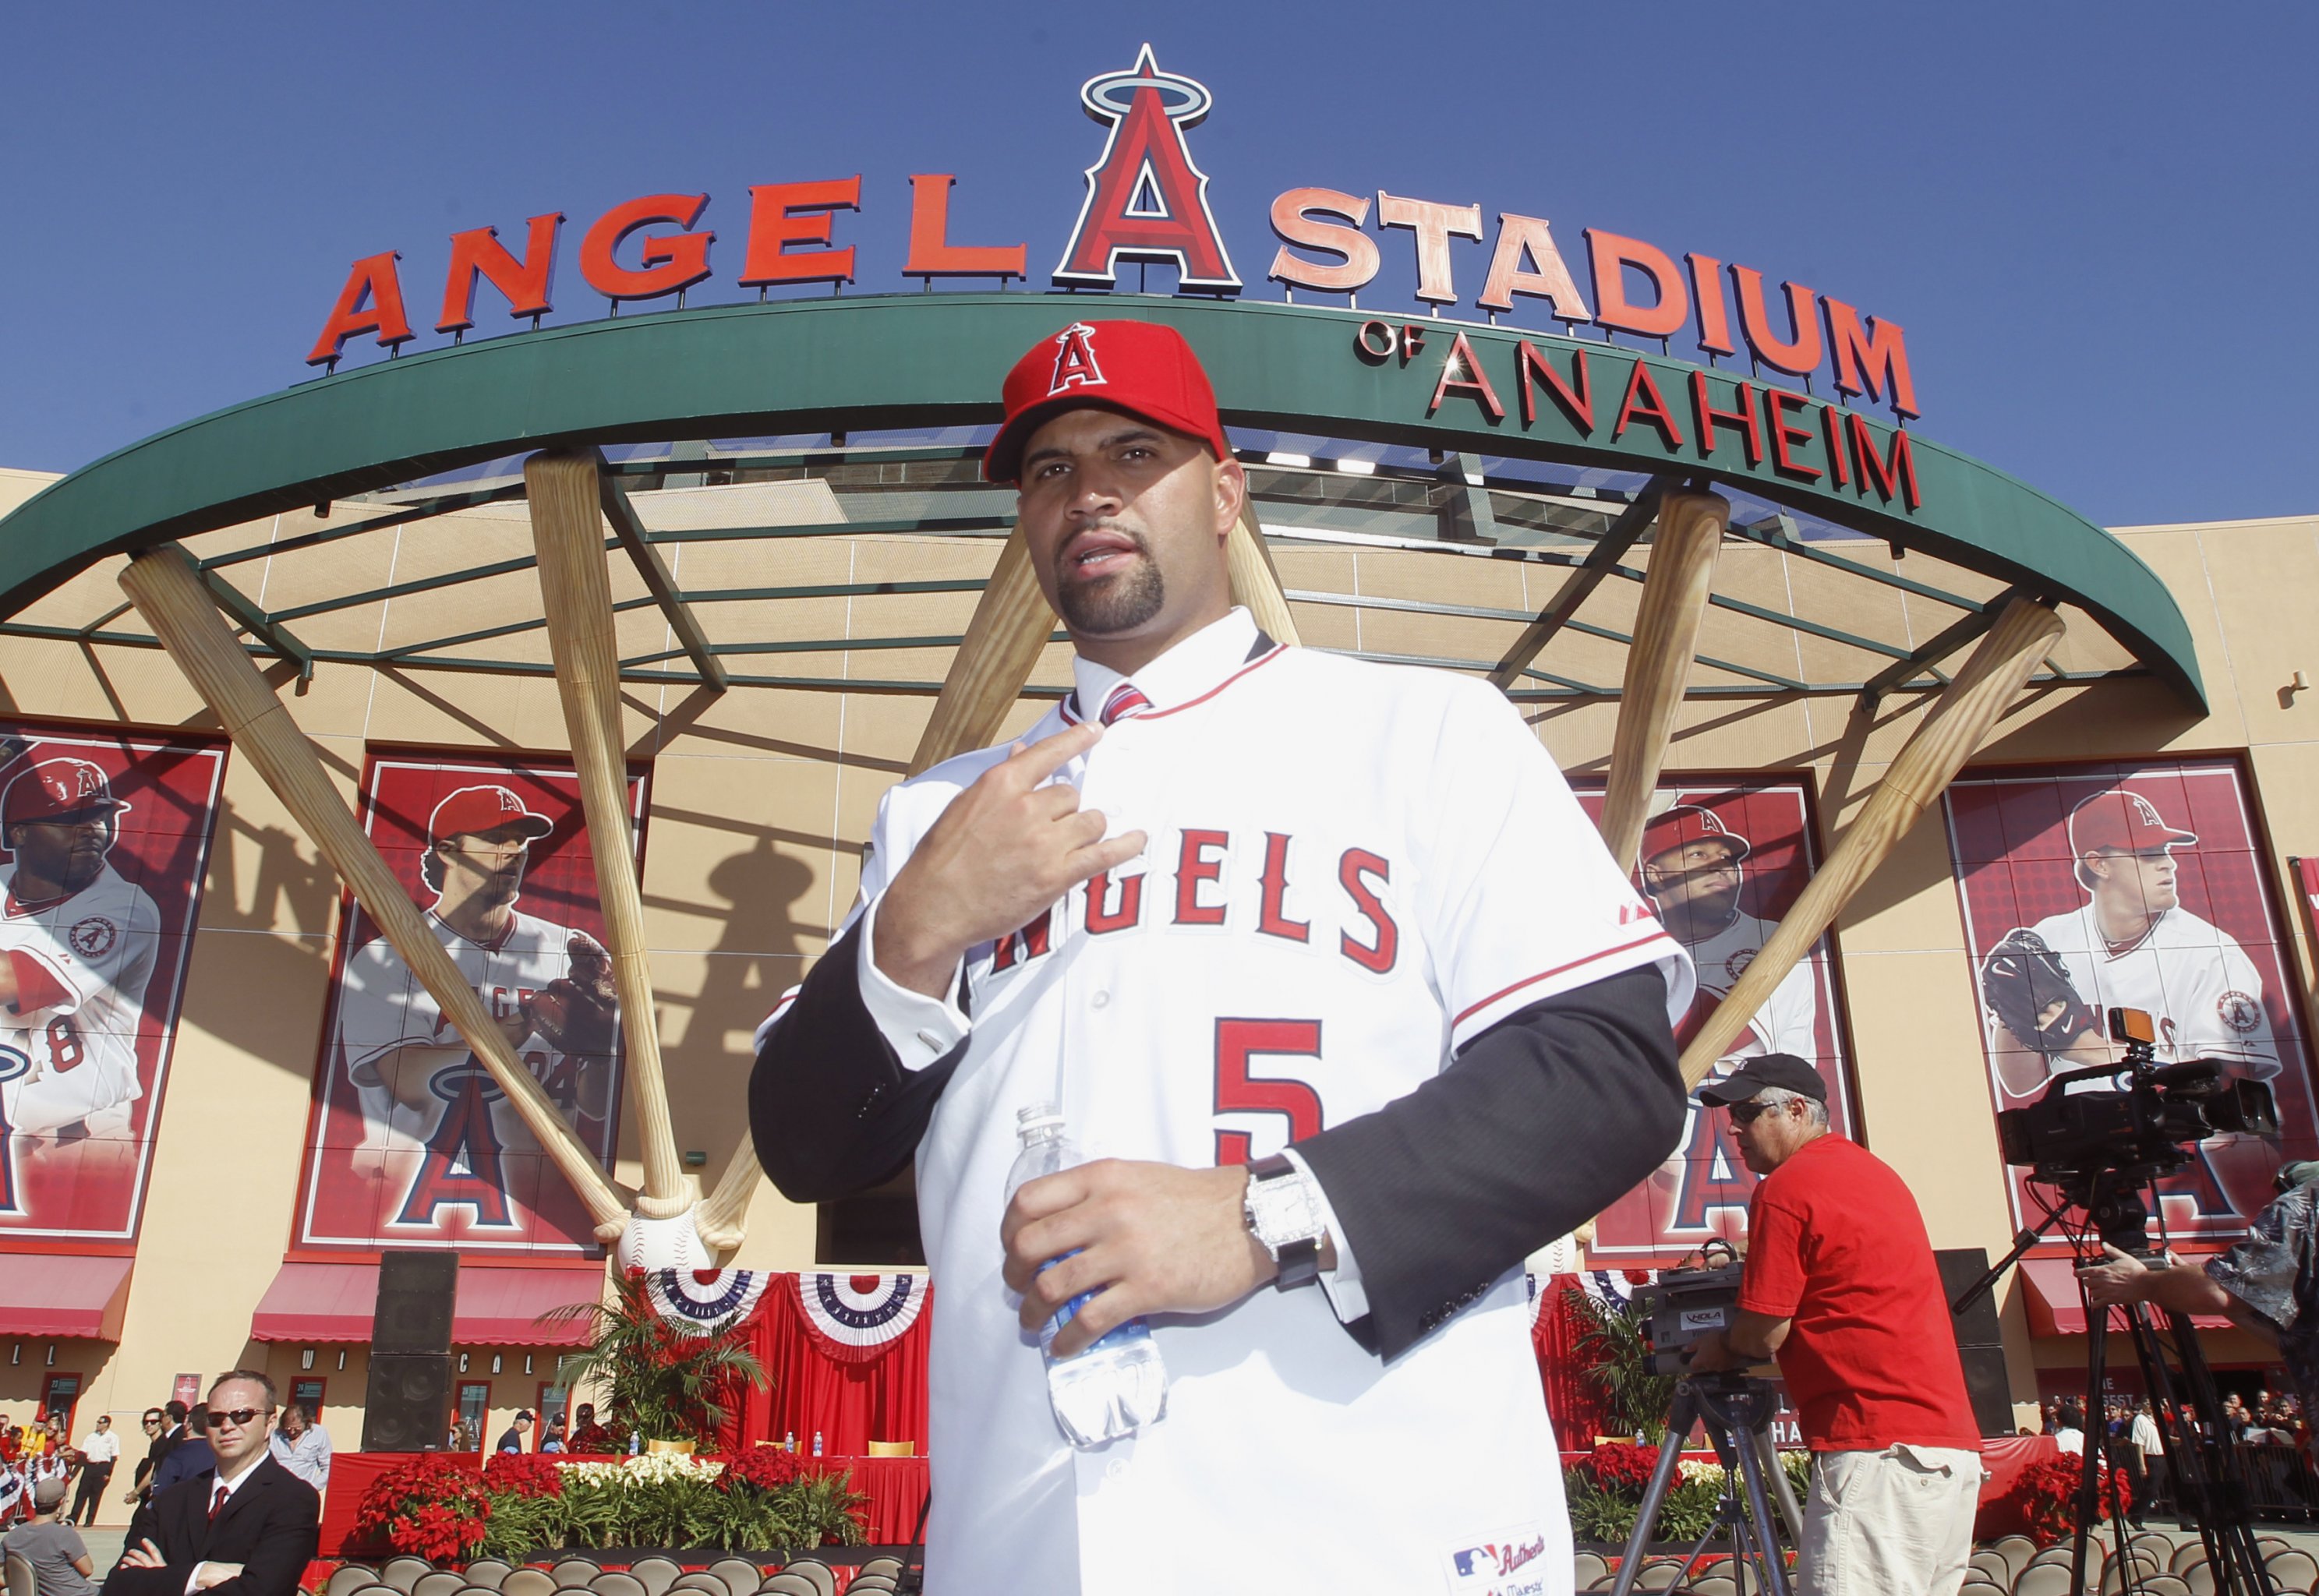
xmin=203 ymin=1473 xmax=320 ymax=1596
xmin=1292 ymin=962 xmax=1685 ymax=1362
xmin=749 ymin=919 xmax=964 ymax=1203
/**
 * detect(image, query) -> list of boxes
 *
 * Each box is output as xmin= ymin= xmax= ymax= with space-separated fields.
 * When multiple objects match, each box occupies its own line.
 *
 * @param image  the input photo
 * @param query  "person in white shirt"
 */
xmin=66 ymin=1414 xmax=116 ymax=1527
xmin=265 ymin=1405 xmax=329 ymax=1494
xmin=2053 ymin=1399 xmax=2087 ymax=1455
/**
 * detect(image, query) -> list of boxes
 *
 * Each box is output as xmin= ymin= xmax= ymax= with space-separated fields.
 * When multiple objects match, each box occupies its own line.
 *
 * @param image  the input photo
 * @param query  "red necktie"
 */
xmin=1099 ymin=683 xmax=1151 ymax=726
xmin=208 ymin=1483 xmax=228 ymax=1521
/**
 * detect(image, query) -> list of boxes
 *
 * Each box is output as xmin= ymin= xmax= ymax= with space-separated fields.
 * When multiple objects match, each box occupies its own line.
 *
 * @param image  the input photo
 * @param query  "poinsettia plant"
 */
xmin=352 ymin=1455 xmax=493 ymax=1562
xmin=1584 ymin=1442 xmax=1663 ymax=1491
xmin=481 ymin=1451 xmax=565 ymax=1499
xmin=2006 ymin=1456 xmax=2133 ymax=1545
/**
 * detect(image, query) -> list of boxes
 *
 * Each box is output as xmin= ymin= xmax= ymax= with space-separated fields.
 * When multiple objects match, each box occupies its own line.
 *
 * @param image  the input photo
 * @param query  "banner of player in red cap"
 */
xmin=1571 ymin=779 xmax=1856 ymax=1263
xmin=1946 ymin=761 xmax=2319 ymax=1241
xmin=292 ymin=753 xmax=644 ymax=1255
xmin=0 ymin=727 xmax=224 ymax=1242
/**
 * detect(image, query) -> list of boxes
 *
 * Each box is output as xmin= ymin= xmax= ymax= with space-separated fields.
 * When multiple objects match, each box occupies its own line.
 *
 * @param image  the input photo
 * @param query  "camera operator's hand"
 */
xmin=1684 ymin=1329 xmax=1737 ymax=1372
xmin=2077 ymin=1242 xmax=2166 ymax=1306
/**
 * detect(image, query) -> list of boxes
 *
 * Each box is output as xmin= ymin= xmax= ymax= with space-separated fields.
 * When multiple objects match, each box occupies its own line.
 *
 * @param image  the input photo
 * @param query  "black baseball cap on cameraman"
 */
xmin=1694 ymin=1052 xmax=1827 ymax=1107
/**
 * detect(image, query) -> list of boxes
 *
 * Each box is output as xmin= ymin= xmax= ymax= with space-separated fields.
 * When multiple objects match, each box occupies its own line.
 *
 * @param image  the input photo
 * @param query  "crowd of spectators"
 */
xmin=2024 ymin=1387 xmax=2317 ymax=1520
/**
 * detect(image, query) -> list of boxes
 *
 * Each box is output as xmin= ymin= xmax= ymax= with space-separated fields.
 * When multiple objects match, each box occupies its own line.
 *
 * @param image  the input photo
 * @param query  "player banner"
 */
xmin=293 ymin=752 xmax=645 ymax=1255
xmin=1574 ymin=779 xmax=1855 ymax=1262
xmin=1946 ymin=760 xmax=2319 ymax=1245
xmin=0 ymin=726 xmax=224 ymax=1244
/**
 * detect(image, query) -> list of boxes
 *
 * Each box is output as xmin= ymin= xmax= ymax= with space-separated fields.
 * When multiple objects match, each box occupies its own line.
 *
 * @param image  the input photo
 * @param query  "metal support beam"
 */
xmin=195 ymin=567 xmax=313 ymax=682
xmin=1487 ymin=475 xmax=1675 ymax=690
xmin=1855 ymin=588 xmax=2024 ymax=714
xmin=1433 ymin=453 xmax=1496 ymax=546
xmin=595 ymin=454 xmax=727 ymax=692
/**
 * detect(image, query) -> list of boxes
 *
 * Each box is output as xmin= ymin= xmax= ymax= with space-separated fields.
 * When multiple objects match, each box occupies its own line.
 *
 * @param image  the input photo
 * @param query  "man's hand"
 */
xmin=875 ymin=722 xmax=1146 ymax=998
xmin=1002 ymin=1160 xmax=1273 ymax=1358
xmin=195 ymin=1565 xmax=245 ymax=1590
xmin=2077 ymin=1242 xmax=2162 ymax=1306
xmin=1684 ymin=1328 xmax=1736 ymax=1372
xmin=119 ymin=1538 xmax=166 ymax=1570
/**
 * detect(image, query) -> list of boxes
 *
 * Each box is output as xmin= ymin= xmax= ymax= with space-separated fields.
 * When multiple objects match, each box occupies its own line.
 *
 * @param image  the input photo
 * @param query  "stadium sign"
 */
xmin=306 ymin=45 xmax=1917 ymax=420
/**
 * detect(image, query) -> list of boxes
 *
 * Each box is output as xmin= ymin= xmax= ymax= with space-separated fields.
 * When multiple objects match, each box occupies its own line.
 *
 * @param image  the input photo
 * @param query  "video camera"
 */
xmin=1634 ymin=1241 xmax=1748 ymax=1376
xmin=1996 ymin=1006 xmax=2278 ymax=1189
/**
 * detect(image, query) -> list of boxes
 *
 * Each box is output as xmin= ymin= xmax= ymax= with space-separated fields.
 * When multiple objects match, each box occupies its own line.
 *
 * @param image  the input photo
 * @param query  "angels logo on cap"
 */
xmin=1048 ymin=323 xmax=1107 ymax=396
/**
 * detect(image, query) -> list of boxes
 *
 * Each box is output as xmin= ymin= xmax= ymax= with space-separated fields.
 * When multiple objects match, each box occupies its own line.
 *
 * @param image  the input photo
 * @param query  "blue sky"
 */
xmin=3 ymin=2 xmax=2310 ymax=526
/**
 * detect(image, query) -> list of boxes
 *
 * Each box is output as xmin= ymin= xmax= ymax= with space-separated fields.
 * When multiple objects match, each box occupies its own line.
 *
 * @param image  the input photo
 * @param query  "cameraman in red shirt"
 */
xmin=1686 ymin=1054 xmax=1984 ymax=1596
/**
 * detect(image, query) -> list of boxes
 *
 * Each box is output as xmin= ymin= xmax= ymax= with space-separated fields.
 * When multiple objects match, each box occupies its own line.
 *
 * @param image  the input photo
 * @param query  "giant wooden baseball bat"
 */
xmin=1598 ymin=492 xmax=1727 ymax=874
xmin=693 ymin=1125 xmax=762 ymax=1254
xmin=909 ymin=523 xmax=1053 ymax=777
xmin=1228 ymin=499 xmax=1302 ymax=647
xmin=1678 ymin=595 xmax=2065 ymax=1084
xmin=118 ymin=543 xmax=629 ymax=1233
xmin=527 ymin=449 xmax=689 ymax=1217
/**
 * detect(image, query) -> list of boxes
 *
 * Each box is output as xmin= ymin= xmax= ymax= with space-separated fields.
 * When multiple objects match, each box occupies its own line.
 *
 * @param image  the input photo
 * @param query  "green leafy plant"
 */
xmin=1561 ymin=1286 xmax=1677 ymax=1444
xmin=538 ymin=1270 xmax=769 ymax=1444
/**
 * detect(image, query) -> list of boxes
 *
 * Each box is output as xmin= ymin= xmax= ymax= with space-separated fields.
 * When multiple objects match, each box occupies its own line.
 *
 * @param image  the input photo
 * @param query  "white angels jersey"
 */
xmin=2016 ymin=903 xmax=2278 ymax=1080
xmin=824 ymin=609 xmax=1692 ymax=1596
xmin=332 ymin=906 xmax=606 ymax=1225
xmin=0 ymin=862 xmax=161 ymax=1141
xmin=1677 ymin=908 xmax=1819 ymax=1063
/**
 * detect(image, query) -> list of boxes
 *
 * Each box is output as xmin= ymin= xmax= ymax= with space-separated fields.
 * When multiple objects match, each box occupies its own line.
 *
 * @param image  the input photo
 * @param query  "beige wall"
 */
xmin=2 ymin=458 xmax=2313 ymax=1489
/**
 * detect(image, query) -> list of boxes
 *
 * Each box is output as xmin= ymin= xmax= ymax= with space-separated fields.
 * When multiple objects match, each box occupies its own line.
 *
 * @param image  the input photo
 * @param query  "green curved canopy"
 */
xmin=0 ymin=291 xmax=2201 ymax=707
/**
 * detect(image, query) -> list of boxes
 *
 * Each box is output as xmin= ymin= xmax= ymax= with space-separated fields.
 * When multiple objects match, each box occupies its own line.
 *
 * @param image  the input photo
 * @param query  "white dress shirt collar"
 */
xmin=1065 ymin=606 xmax=1267 ymax=725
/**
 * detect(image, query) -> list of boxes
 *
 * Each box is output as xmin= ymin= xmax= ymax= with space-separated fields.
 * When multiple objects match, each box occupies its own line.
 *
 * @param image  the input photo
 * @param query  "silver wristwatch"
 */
xmin=1243 ymin=1154 xmax=1329 ymax=1291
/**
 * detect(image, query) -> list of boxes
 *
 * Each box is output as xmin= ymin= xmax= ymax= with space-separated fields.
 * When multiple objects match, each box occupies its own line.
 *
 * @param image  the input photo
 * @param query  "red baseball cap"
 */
xmin=1639 ymin=804 xmax=1752 ymax=868
xmin=2069 ymin=789 xmax=2196 ymax=859
xmin=2 ymin=757 xmax=129 ymax=830
xmin=984 ymin=320 xmax=1232 ymax=484
xmin=428 ymin=785 xmax=554 ymax=844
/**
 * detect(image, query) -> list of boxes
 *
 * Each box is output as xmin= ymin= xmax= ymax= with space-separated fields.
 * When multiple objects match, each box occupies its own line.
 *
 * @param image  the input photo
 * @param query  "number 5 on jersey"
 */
xmin=1214 ymin=1018 xmax=1323 ymax=1166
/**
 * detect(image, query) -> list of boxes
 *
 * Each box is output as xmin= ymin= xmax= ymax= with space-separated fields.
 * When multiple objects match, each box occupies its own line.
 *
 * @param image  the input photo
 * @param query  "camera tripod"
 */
xmin=1957 ymin=1171 xmax=2277 ymax=1596
xmin=1608 ymin=1374 xmax=1805 ymax=1596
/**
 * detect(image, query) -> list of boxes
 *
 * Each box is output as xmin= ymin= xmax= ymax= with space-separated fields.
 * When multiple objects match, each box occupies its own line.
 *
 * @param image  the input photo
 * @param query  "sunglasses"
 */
xmin=1726 ymin=1100 xmax=1779 ymax=1126
xmin=209 ymin=1408 xmax=267 ymax=1429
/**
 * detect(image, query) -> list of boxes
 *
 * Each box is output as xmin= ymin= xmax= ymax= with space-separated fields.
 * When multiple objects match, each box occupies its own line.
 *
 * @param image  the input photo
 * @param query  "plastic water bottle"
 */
xmin=811 ymin=1429 xmax=823 ymax=1458
xmin=1002 ymin=1101 xmax=1168 ymax=1447
xmin=783 ymin=1429 xmax=795 ymax=1453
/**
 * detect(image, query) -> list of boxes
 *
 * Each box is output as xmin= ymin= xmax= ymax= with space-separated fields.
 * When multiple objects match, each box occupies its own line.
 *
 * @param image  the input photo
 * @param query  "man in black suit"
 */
xmin=104 ymin=1372 xmax=319 ymax=1596
xmin=748 ymin=320 xmax=1689 ymax=1592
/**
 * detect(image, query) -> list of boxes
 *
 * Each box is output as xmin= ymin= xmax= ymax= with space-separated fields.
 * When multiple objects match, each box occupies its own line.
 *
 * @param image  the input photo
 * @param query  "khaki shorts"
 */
xmin=1798 ymin=1443 xmax=1984 ymax=1596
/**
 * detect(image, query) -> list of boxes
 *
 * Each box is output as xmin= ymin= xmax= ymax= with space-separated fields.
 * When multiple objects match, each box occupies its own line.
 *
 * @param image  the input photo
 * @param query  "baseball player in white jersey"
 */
xmin=0 ymin=759 xmax=161 ymax=1161
xmin=752 ymin=321 xmax=1695 ymax=1594
xmin=1981 ymin=787 xmax=2279 ymax=1100
xmin=332 ymin=783 xmax=615 ymax=1231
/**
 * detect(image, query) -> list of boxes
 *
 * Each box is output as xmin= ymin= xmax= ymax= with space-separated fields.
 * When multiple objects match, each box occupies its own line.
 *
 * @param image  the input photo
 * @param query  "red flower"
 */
xmin=353 ymin=1455 xmax=491 ymax=1562
xmin=1585 ymin=1442 xmax=1663 ymax=1490
xmin=482 ymin=1452 xmax=565 ymax=1499
xmin=717 ymin=1447 xmax=804 ymax=1492
xmin=2005 ymin=1457 xmax=2133 ymax=1545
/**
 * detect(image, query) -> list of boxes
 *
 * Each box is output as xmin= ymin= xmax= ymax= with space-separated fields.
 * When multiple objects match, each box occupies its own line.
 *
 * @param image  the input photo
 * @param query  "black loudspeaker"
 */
xmin=1936 ymin=1247 xmax=2017 ymax=1438
xmin=362 ymin=1351 xmax=451 ymax=1453
xmin=373 ymin=1250 xmax=458 ymax=1355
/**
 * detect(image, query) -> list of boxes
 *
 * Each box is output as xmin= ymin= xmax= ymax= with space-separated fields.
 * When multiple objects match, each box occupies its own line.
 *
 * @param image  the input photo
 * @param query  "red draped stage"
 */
xmin=720 ymin=1273 xmax=932 ymax=1457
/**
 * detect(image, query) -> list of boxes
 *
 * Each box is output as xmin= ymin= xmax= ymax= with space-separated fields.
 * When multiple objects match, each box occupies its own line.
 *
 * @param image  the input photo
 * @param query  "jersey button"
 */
xmin=1091 ymin=991 xmax=1109 ymax=1009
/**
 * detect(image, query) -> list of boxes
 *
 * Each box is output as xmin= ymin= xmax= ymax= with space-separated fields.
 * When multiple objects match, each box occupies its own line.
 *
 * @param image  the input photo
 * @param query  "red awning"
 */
xmin=2017 ymin=1257 xmax=2233 ymax=1335
xmin=0 ymin=1254 xmax=133 ymax=1339
xmin=250 ymin=1261 xmax=603 ymax=1347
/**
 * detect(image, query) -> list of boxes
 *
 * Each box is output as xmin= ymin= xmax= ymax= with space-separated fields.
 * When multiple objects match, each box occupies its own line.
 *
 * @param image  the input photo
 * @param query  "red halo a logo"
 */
xmin=1054 ymin=44 xmax=1241 ymax=293
xmin=1048 ymin=323 xmax=1107 ymax=396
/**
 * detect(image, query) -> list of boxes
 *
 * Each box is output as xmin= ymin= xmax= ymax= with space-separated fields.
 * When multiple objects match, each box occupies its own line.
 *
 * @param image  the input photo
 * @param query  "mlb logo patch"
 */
xmin=1441 ymin=1524 xmax=1550 ymax=1595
